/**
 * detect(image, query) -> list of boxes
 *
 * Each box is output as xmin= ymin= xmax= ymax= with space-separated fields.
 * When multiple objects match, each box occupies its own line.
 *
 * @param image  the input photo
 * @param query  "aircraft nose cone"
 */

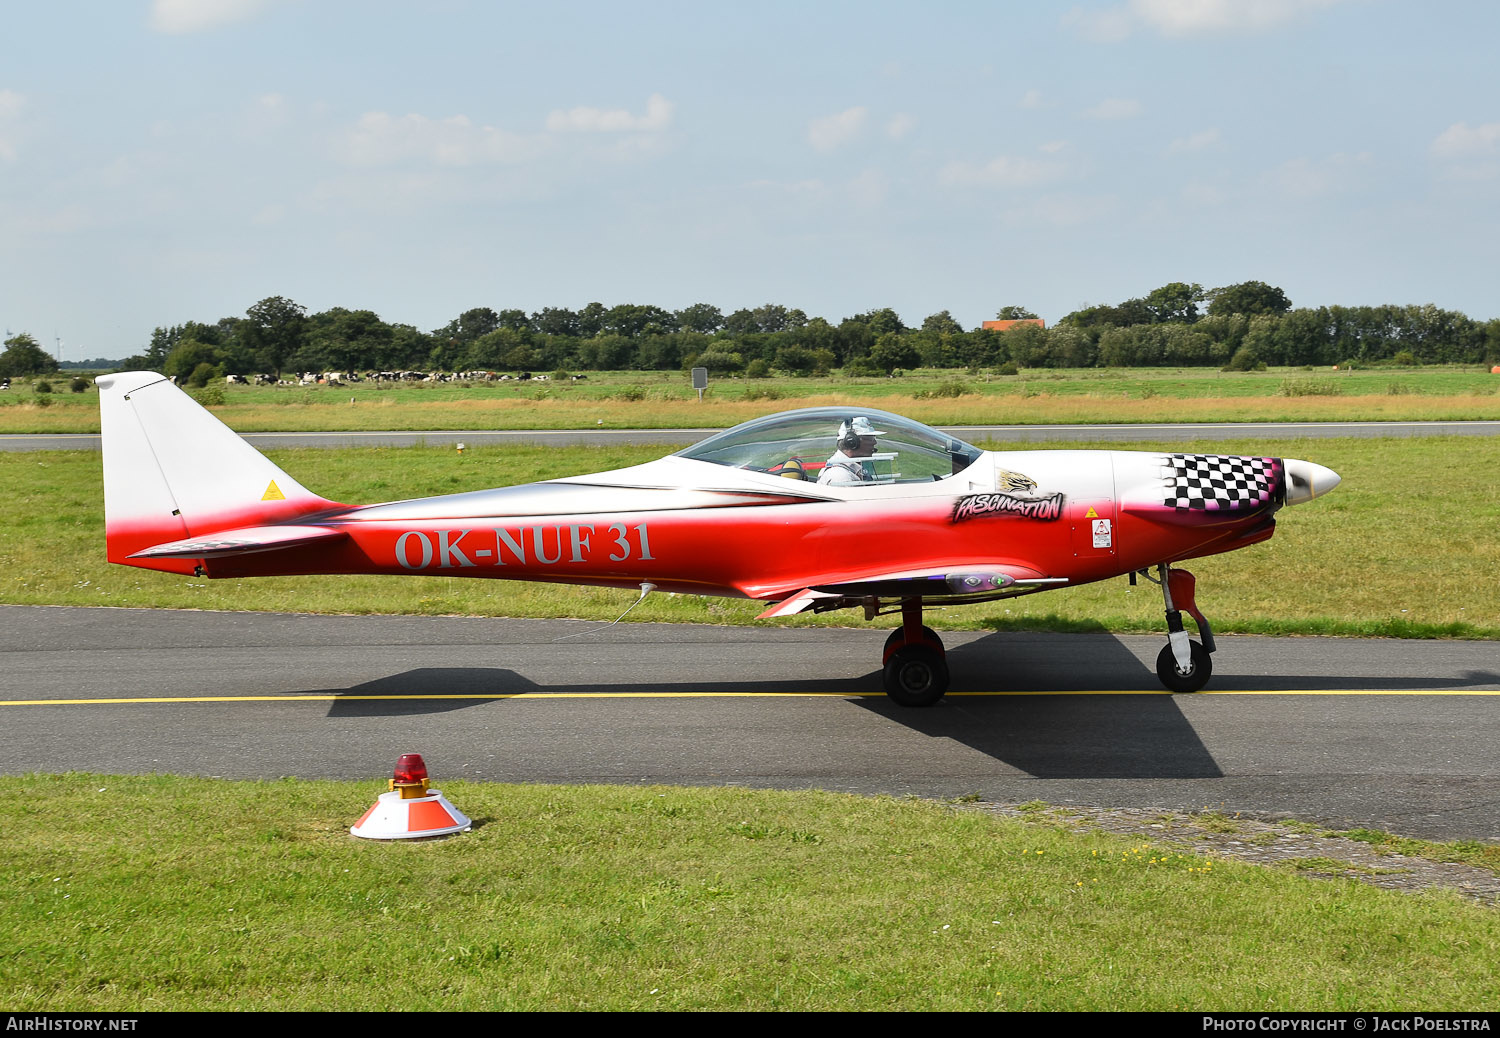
xmin=1283 ymin=458 xmax=1341 ymax=505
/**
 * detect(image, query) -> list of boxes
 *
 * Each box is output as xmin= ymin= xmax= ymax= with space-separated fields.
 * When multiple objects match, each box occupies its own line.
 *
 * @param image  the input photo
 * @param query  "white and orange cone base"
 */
xmin=351 ymin=788 xmax=471 ymax=840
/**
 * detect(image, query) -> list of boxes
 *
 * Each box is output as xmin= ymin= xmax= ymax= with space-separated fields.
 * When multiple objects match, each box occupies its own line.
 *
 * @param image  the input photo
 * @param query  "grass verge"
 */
xmin=4 ymin=437 xmax=1497 ymax=637
xmin=5 ymin=774 xmax=1498 ymax=1011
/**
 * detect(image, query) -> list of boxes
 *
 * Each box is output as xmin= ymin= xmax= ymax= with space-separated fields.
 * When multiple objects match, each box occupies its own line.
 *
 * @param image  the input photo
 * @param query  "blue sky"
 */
xmin=2 ymin=0 xmax=1497 ymax=360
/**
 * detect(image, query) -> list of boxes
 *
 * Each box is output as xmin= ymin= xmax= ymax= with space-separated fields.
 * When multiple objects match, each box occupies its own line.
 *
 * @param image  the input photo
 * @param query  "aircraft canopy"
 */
xmin=676 ymin=406 xmax=983 ymax=483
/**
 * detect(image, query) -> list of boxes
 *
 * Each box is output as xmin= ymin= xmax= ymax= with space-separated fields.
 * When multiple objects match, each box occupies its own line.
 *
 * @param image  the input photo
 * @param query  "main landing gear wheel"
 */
xmin=883 ymin=625 xmax=938 ymax=657
xmin=883 ymin=645 xmax=949 ymax=707
xmin=1155 ymin=640 xmax=1212 ymax=693
xmin=882 ymin=601 xmax=948 ymax=707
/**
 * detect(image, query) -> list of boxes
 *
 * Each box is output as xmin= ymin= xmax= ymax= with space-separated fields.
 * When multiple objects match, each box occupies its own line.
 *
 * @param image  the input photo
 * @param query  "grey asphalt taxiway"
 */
xmin=3 ymin=605 xmax=1497 ymax=841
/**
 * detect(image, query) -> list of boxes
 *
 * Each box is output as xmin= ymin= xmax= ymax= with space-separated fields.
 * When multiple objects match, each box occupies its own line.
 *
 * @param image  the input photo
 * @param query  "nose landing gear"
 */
xmin=1142 ymin=564 xmax=1216 ymax=693
xmin=881 ymin=598 xmax=949 ymax=707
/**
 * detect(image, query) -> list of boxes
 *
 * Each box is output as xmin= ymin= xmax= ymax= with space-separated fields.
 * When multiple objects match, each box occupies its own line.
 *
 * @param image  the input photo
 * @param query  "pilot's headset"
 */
xmin=838 ymin=416 xmax=884 ymax=452
xmin=837 ymin=420 xmax=861 ymax=453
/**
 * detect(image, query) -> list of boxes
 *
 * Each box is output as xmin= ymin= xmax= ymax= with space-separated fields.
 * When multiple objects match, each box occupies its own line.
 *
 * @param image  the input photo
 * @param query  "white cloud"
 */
xmin=149 ymin=0 xmax=273 ymax=34
xmin=939 ymin=154 xmax=1064 ymax=189
xmin=808 ymin=106 xmax=868 ymax=153
xmin=340 ymin=112 xmax=543 ymax=167
xmin=886 ymin=113 xmax=916 ymax=140
xmin=13 ymin=202 xmax=94 ymax=235
xmin=749 ymin=178 xmax=826 ymax=195
xmin=1039 ymin=140 xmax=1068 ymax=154
xmin=545 ymin=93 xmax=674 ymax=133
xmin=1066 ymin=0 xmax=1346 ymax=41
xmin=1135 ymin=0 xmax=1338 ymax=35
xmin=1083 ymin=97 xmax=1142 ymax=120
xmin=1263 ymin=152 xmax=1371 ymax=198
xmin=1181 ymin=181 xmax=1226 ymax=206
xmin=848 ymin=168 xmax=889 ymax=206
xmin=1168 ymin=128 xmax=1221 ymax=153
xmin=1431 ymin=121 xmax=1500 ymax=159
xmin=240 ymin=92 xmax=292 ymax=136
xmin=0 ymin=89 xmax=23 ymax=161
xmin=1019 ymin=89 xmax=1046 ymax=109
xmin=1003 ymin=193 xmax=1118 ymax=227
xmin=1063 ymin=6 xmax=1136 ymax=42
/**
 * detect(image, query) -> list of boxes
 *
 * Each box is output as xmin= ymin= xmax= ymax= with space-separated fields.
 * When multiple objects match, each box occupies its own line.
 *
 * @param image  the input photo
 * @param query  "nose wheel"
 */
xmin=1155 ymin=639 xmax=1211 ymax=693
xmin=881 ymin=600 xmax=948 ymax=707
xmin=1143 ymin=564 xmax=1216 ymax=693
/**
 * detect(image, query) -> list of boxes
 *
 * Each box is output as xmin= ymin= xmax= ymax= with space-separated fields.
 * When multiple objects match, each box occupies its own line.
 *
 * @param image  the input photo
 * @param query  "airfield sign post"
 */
xmin=692 ymin=366 xmax=708 ymax=402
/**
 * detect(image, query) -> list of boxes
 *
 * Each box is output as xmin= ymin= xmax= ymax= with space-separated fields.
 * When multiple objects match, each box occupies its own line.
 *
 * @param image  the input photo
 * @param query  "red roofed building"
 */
xmin=981 ymin=318 xmax=1046 ymax=332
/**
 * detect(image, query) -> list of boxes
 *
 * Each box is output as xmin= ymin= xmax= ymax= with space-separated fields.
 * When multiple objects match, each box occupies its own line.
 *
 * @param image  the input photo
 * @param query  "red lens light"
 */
xmin=392 ymin=753 xmax=428 ymax=785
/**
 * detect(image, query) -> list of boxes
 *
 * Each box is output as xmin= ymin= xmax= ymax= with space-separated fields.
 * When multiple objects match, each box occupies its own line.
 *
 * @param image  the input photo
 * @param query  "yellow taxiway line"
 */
xmin=3 ymin=688 xmax=1499 ymax=706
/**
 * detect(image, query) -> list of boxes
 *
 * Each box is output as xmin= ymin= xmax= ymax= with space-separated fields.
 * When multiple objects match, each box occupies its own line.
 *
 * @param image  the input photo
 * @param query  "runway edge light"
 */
xmin=350 ymin=753 xmax=472 ymax=840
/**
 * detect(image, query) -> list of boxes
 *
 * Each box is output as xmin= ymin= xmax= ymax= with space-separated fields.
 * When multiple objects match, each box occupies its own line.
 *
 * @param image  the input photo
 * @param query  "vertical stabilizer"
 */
xmin=98 ymin=372 xmax=340 ymax=572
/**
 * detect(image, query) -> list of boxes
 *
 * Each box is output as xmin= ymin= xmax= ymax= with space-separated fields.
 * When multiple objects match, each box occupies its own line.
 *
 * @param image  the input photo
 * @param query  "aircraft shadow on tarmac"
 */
xmin=290 ymin=630 xmax=1498 ymax=708
xmin=297 ymin=663 xmax=1226 ymax=779
xmin=285 ymin=631 xmax=1498 ymax=780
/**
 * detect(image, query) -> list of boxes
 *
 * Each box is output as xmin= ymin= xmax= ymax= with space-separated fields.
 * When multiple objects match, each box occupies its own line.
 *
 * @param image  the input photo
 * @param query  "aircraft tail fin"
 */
xmin=98 ymin=372 xmax=342 ymax=573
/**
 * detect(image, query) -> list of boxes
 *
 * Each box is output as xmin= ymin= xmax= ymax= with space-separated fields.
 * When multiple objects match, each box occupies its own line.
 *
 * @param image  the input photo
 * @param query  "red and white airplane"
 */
xmin=99 ymin=371 xmax=1340 ymax=705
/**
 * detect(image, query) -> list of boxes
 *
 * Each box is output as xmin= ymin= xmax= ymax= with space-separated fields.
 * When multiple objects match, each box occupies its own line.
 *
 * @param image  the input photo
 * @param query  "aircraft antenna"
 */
xmin=551 ymin=583 xmax=657 ymax=641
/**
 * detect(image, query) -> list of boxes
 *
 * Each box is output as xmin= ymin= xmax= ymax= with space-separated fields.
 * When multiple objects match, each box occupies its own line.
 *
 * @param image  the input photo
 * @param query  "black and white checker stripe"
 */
xmin=1163 ymin=454 xmax=1275 ymax=511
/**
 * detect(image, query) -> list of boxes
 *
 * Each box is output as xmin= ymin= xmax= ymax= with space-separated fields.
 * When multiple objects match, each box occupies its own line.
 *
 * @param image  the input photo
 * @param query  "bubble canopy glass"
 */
xmin=675 ymin=406 xmax=983 ymax=483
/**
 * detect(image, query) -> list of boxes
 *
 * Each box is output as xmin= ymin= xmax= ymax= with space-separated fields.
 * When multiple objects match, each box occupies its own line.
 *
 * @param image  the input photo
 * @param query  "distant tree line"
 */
xmin=1053 ymin=281 xmax=1500 ymax=370
xmin=67 ymin=281 xmax=1498 ymax=383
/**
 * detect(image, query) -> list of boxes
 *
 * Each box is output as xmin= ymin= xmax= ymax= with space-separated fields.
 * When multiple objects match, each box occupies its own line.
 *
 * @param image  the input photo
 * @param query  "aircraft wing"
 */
xmin=128 ymin=524 xmax=348 ymax=560
xmin=755 ymin=566 xmax=1067 ymax=618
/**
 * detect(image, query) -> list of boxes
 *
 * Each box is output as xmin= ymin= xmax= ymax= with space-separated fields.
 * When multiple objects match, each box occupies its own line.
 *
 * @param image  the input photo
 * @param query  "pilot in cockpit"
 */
xmin=817 ymin=416 xmax=886 ymax=485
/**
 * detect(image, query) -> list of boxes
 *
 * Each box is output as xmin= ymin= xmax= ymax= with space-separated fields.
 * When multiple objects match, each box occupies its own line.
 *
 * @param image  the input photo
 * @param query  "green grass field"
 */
xmin=5 ymin=365 xmax=1500 ymax=432
xmin=4 ymin=436 xmax=1496 ymax=638
xmin=5 ymin=775 xmax=1497 ymax=1011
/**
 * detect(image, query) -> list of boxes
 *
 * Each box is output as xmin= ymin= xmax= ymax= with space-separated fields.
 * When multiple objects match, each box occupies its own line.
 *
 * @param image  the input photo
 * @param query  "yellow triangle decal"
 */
xmin=1084 ymin=506 xmax=1098 ymax=518
xmin=262 ymin=480 xmax=285 ymax=501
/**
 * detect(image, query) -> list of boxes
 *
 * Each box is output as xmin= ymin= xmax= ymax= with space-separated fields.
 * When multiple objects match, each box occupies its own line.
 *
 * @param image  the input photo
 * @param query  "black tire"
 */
xmin=883 ymin=645 xmax=949 ymax=707
xmin=1155 ymin=640 xmax=1212 ymax=693
xmin=883 ymin=625 xmax=941 ymax=660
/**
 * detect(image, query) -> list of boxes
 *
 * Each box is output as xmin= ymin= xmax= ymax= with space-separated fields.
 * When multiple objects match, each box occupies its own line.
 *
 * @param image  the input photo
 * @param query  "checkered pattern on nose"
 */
xmin=1163 ymin=454 xmax=1275 ymax=510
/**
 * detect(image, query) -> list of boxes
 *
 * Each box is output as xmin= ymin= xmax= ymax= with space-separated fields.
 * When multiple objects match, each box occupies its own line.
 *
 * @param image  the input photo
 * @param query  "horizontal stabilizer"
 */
xmin=129 ymin=524 xmax=348 ymax=560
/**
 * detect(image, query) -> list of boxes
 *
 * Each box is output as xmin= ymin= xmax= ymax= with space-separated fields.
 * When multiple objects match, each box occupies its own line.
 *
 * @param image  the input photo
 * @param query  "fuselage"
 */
xmin=193 ymin=448 xmax=1291 ymax=602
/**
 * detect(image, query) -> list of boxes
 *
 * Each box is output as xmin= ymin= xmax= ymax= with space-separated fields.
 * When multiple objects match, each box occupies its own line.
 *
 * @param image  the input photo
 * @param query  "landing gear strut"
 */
xmin=882 ymin=598 xmax=948 ymax=707
xmin=1144 ymin=564 xmax=1216 ymax=693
